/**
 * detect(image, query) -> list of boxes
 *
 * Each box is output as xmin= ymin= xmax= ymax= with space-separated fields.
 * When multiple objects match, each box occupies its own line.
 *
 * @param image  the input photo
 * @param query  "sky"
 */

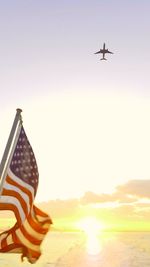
xmin=0 ymin=0 xmax=150 ymax=210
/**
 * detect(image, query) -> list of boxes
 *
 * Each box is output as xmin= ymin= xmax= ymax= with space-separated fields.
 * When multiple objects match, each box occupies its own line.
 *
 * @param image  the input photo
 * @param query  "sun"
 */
xmin=76 ymin=216 xmax=104 ymax=234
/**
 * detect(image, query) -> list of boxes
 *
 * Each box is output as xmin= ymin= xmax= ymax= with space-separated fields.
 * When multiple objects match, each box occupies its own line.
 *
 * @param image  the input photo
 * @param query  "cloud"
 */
xmin=117 ymin=180 xmax=150 ymax=198
xmin=39 ymin=179 xmax=150 ymax=214
xmin=80 ymin=179 xmax=150 ymax=205
xmin=80 ymin=189 xmax=138 ymax=205
xmin=38 ymin=198 xmax=79 ymax=218
xmin=80 ymin=191 xmax=113 ymax=204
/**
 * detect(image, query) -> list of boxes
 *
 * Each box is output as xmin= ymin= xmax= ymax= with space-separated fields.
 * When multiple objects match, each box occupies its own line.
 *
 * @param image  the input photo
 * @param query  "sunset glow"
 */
xmin=76 ymin=217 xmax=104 ymax=234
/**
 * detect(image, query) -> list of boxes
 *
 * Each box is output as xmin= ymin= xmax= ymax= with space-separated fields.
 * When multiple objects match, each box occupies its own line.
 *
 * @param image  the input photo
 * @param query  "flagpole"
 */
xmin=0 ymin=108 xmax=23 ymax=185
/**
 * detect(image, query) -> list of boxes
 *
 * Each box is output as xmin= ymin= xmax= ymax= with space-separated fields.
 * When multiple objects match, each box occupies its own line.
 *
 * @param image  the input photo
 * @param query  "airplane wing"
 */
xmin=107 ymin=50 xmax=113 ymax=54
xmin=94 ymin=50 xmax=102 ymax=54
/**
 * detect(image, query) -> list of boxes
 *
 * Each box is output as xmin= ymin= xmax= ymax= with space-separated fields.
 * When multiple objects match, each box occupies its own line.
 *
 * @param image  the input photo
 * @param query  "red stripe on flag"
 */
xmin=27 ymin=212 xmax=50 ymax=234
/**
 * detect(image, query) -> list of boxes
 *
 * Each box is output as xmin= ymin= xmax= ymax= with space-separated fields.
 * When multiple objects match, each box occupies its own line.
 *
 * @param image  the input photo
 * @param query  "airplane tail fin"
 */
xmin=101 ymin=58 xmax=107 ymax=61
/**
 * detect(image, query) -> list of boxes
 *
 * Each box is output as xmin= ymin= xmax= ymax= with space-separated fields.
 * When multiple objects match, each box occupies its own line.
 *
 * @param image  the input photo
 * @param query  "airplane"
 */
xmin=94 ymin=43 xmax=113 ymax=60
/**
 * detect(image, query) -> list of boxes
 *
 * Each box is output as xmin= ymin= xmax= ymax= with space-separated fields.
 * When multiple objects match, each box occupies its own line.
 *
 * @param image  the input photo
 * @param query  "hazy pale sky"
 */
xmin=0 ymin=1 xmax=150 ymax=201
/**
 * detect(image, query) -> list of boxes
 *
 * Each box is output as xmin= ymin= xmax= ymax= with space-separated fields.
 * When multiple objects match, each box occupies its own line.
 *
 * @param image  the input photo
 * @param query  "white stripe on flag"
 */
xmin=36 ymin=214 xmax=49 ymax=222
xmin=3 ymin=183 xmax=30 ymax=213
xmin=6 ymin=234 xmax=13 ymax=246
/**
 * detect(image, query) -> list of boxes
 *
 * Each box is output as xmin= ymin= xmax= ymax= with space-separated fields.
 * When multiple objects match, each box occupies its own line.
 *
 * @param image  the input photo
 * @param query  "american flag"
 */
xmin=0 ymin=126 xmax=52 ymax=263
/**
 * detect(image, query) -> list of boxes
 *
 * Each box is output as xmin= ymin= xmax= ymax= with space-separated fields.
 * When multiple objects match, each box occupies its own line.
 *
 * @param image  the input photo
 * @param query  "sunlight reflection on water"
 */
xmin=86 ymin=233 xmax=102 ymax=255
xmin=76 ymin=217 xmax=103 ymax=256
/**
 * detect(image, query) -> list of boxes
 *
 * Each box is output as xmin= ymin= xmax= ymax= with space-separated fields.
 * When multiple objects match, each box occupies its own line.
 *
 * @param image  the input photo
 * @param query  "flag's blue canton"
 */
xmin=10 ymin=126 xmax=39 ymax=195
